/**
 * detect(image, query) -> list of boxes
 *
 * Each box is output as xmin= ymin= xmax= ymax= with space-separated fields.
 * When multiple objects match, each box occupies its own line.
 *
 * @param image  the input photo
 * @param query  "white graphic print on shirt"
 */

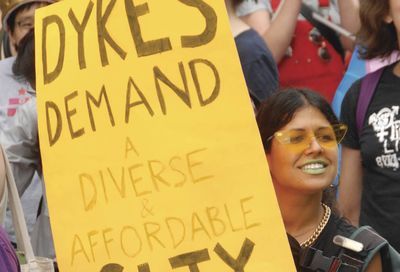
xmin=369 ymin=106 xmax=400 ymax=170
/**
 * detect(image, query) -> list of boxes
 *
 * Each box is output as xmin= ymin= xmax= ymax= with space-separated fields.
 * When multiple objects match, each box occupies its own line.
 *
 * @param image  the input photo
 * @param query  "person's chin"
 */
xmin=298 ymin=168 xmax=335 ymax=187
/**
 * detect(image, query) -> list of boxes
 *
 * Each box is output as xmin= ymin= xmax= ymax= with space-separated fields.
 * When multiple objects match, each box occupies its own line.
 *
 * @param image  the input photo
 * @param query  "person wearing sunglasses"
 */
xmin=0 ymin=0 xmax=54 ymax=58
xmin=256 ymin=89 xmax=382 ymax=271
xmin=0 ymin=0 xmax=55 ymax=127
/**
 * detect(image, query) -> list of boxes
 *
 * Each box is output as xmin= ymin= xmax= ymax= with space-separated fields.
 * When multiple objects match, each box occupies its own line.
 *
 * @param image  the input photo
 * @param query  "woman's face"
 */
xmin=266 ymin=106 xmax=338 ymax=195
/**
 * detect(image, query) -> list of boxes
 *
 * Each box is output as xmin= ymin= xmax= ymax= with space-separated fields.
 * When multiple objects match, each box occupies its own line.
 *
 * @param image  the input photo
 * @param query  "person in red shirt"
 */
xmin=237 ymin=0 xmax=360 ymax=102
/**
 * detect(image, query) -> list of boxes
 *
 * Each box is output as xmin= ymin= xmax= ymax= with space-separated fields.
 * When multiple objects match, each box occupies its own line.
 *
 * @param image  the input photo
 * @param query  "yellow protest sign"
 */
xmin=35 ymin=0 xmax=295 ymax=271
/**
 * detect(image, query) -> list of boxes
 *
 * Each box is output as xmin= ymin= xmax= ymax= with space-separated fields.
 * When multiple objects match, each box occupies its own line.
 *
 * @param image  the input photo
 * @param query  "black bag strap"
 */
xmin=356 ymin=67 xmax=384 ymax=137
xmin=300 ymin=3 xmax=345 ymax=60
xmin=299 ymin=247 xmax=362 ymax=272
xmin=347 ymin=226 xmax=388 ymax=265
xmin=300 ymin=226 xmax=400 ymax=271
xmin=350 ymin=226 xmax=386 ymax=250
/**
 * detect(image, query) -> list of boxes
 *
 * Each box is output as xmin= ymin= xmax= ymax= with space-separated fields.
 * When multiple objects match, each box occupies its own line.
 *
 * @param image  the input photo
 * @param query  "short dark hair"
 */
xmin=357 ymin=0 xmax=399 ymax=59
xmin=256 ymin=88 xmax=340 ymax=153
xmin=8 ymin=2 xmax=41 ymax=33
xmin=13 ymin=28 xmax=35 ymax=87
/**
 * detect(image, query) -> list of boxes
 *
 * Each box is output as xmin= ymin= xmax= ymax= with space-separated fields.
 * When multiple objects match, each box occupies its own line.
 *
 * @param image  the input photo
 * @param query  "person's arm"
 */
xmin=365 ymin=253 xmax=382 ymax=272
xmin=262 ymin=0 xmax=302 ymax=62
xmin=240 ymin=9 xmax=271 ymax=36
xmin=337 ymin=0 xmax=360 ymax=51
xmin=237 ymin=0 xmax=301 ymax=62
xmin=236 ymin=0 xmax=272 ymax=34
xmin=338 ymin=146 xmax=362 ymax=226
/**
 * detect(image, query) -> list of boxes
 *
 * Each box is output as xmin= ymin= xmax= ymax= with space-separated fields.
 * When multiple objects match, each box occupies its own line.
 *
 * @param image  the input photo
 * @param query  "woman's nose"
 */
xmin=304 ymin=137 xmax=323 ymax=154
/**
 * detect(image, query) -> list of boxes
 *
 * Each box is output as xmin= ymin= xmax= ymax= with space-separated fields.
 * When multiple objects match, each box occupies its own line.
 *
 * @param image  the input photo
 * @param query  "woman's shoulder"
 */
xmin=342 ymin=63 xmax=397 ymax=114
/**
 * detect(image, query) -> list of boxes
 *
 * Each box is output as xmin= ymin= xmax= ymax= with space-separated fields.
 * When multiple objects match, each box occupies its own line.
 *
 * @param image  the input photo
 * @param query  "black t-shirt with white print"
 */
xmin=340 ymin=62 xmax=400 ymax=252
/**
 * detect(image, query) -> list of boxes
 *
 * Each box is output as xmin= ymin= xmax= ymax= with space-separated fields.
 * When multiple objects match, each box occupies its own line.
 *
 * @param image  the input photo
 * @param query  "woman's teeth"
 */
xmin=301 ymin=163 xmax=327 ymax=174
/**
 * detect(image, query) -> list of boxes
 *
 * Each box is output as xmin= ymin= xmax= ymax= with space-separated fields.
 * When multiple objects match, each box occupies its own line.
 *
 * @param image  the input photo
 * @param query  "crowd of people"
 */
xmin=0 ymin=0 xmax=400 ymax=271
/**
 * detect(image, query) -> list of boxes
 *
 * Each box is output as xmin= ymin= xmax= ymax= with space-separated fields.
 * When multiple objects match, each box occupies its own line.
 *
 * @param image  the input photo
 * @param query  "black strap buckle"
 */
xmin=300 ymin=247 xmax=363 ymax=272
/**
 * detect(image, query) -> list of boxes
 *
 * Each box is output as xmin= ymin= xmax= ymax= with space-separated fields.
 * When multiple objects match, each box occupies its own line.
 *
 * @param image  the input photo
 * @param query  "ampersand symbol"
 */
xmin=141 ymin=199 xmax=154 ymax=218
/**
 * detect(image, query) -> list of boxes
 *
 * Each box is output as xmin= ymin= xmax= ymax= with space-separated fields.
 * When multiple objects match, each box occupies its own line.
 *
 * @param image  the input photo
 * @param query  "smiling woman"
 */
xmin=266 ymin=105 xmax=343 ymax=195
xmin=256 ymin=89 xmax=383 ymax=272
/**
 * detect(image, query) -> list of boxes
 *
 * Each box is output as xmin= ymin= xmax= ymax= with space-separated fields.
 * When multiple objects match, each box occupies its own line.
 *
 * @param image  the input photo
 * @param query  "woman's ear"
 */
xmin=266 ymin=152 xmax=272 ymax=164
xmin=385 ymin=13 xmax=394 ymax=24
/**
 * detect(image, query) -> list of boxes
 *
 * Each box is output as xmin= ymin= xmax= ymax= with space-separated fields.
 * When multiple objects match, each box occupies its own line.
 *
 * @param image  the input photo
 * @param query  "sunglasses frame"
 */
xmin=268 ymin=124 xmax=348 ymax=151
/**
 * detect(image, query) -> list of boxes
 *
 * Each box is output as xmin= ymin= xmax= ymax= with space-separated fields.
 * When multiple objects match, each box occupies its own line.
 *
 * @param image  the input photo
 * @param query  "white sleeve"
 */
xmin=0 ymin=99 xmax=40 ymax=196
xmin=329 ymin=0 xmax=341 ymax=25
xmin=236 ymin=0 xmax=272 ymax=17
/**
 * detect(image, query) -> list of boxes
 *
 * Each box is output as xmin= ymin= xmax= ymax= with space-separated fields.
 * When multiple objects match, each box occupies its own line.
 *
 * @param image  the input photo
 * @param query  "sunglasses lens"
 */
xmin=275 ymin=130 xmax=309 ymax=152
xmin=286 ymin=130 xmax=307 ymax=144
xmin=315 ymin=127 xmax=337 ymax=148
xmin=274 ymin=124 xmax=348 ymax=152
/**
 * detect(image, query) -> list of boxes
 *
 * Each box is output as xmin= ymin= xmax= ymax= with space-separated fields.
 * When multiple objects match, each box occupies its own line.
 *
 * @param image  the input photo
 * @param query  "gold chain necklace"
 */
xmin=300 ymin=203 xmax=331 ymax=248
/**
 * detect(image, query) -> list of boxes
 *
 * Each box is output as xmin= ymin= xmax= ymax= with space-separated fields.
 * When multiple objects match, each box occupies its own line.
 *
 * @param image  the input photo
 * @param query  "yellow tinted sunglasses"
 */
xmin=268 ymin=124 xmax=348 ymax=152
